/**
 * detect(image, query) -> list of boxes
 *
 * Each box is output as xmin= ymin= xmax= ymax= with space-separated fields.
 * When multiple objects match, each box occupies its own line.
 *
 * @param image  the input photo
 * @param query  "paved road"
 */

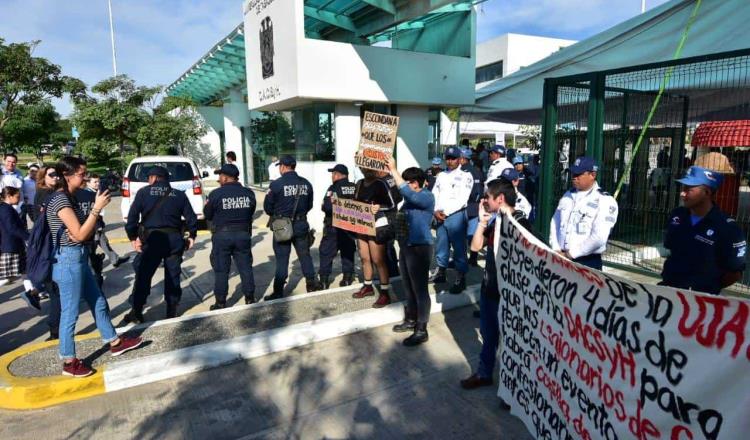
xmin=0 ymin=306 xmax=534 ymax=440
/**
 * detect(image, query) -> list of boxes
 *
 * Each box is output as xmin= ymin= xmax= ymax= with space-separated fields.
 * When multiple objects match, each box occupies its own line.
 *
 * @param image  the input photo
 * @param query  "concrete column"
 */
xmin=223 ymin=89 xmax=252 ymax=185
xmin=396 ymin=105 xmax=429 ymax=170
xmin=334 ymin=103 xmax=361 ymax=177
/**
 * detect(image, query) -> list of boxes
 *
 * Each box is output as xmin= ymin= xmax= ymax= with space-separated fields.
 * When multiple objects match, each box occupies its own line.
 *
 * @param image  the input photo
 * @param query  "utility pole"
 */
xmin=641 ymin=0 xmax=646 ymax=13
xmin=108 ymin=0 xmax=118 ymax=76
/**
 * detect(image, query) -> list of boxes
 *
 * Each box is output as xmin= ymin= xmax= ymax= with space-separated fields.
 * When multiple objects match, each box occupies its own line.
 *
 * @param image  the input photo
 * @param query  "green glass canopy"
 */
xmin=166 ymin=0 xmax=483 ymax=105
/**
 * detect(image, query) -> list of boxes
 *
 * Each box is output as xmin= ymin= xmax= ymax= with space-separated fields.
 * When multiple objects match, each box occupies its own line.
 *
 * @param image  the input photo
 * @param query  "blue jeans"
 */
xmin=52 ymin=246 xmax=118 ymax=360
xmin=435 ymin=211 xmax=468 ymax=274
xmin=477 ymin=293 xmax=500 ymax=379
xmin=466 ymin=216 xmax=479 ymax=239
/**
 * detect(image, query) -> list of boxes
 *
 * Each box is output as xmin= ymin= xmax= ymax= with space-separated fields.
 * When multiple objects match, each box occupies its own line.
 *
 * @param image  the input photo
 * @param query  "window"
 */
xmin=128 ymin=162 xmax=195 ymax=182
xmin=476 ymin=60 xmax=503 ymax=83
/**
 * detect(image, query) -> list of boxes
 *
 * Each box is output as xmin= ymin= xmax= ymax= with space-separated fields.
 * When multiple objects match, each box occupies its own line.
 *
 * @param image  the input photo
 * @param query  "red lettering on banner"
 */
xmin=671 ymin=425 xmax=694 ymax=440
xmin=629 ymin=399 xmax=661 ymax=440
xmin=550 ymin=253 xmax=605 ymax=288
xmin=677 ymin=291 xmax=749 ymax=359
xmin=536 ymin=365 xmax=571 ymax=423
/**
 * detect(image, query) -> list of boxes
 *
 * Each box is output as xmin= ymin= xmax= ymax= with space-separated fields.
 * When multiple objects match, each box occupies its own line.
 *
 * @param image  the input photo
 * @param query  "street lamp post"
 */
xmin=108 ymin=0 xmax=118 ymax=76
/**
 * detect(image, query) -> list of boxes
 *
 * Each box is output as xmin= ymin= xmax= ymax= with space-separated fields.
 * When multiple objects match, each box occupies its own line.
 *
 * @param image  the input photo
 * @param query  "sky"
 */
xmin=0 ymin=0 xmax=671 ymax=117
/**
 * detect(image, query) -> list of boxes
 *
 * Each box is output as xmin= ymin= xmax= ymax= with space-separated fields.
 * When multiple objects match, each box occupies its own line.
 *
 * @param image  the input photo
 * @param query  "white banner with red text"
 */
xmin=494 ymin=213 xmax=750 ymax=440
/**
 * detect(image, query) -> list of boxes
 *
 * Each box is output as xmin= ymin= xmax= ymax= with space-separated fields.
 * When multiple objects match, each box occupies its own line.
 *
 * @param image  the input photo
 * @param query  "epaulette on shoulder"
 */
xmin=597 ymin=188 xmax=611 ymax=196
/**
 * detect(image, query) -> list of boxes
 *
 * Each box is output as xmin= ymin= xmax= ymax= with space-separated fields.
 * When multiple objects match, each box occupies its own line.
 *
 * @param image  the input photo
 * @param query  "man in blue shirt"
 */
xmin=264 ymin=155 xmax=322 ymax=299
xmin=661 ymin=166 xmax=746 ymax=295
xmin=204 ymin=164 xmax=257 ymax=309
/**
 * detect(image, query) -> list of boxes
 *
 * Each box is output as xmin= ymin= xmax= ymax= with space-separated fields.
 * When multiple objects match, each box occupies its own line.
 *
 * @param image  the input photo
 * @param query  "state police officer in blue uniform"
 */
xmin=124 ymin=166 xmax=198 ymax=323
xmin=204 ymin=164 xmax=257 ymax=309
xmin=318 ymin=164 xmax=356 ymax=289
xmin=264 ymin=155 xmax=322 ymax=299
xmin=460 ymin=147 xmax=484 ymax=266
xmin=661 ymin=166 xmax=746 ymax=295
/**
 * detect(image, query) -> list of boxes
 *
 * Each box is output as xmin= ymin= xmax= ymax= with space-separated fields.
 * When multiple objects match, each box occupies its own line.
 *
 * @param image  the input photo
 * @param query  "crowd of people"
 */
xmin=2 ymin=143 xmax=746 ymax=381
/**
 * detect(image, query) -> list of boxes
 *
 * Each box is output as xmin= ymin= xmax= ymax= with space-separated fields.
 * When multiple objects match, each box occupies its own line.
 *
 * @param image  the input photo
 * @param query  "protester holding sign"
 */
xmin=549 ymin=156 xmax=618 ymax=270
xmin=386 ymin=157 xmax=434 ymax=346
xmin=352 ymin=168 xmax=397 ymax=308
xmin=460 ymin=179 xmax=532 ymax=400
xmin=660 ymin=166 xmax=746 ymax=295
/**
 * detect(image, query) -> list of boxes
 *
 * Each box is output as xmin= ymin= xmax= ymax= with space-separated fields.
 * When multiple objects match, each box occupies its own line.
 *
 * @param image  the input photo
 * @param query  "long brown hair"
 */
xmin=55 ymin=156 xmax=87 ymax=195
xmin=37 ymin=166 xmax=57 ymax=191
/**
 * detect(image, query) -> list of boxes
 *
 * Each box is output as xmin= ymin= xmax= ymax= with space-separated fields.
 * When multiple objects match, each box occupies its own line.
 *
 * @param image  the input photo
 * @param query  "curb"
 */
xmin=0 ymin=286 xmax=479 ymax=410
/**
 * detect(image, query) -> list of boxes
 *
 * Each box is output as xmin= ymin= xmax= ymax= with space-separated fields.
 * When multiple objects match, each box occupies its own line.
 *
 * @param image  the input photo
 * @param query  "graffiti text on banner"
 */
xmin=332 ymin=197 xmax=376 ymax=236
xmin=355 ymin=111 xmax=399 ymax=172
xmin=494 ymin=213 xmax=750 ymax=440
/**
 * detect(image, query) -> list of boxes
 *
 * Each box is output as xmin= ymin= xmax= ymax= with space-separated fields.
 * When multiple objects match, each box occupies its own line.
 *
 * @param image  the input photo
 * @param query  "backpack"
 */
xmin=26 ymin=194 xmax=66 ymax=290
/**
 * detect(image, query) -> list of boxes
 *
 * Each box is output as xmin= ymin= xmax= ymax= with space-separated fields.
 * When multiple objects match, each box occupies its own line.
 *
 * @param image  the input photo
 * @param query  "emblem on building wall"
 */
xmin=260 ymin=16 xmax=274 ymax=79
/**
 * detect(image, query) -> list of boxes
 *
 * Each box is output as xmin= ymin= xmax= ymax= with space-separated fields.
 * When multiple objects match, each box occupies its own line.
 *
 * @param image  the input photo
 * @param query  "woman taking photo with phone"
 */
xmin=48 ymin=156 xmax=143 ymax=377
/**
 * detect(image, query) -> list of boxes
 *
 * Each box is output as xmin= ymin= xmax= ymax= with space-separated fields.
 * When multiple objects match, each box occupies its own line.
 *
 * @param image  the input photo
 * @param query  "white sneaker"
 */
xmin=23 ymin=279 xmax=34 ymax=291
xmin=0 ymin=278 xmax=10 ymax=287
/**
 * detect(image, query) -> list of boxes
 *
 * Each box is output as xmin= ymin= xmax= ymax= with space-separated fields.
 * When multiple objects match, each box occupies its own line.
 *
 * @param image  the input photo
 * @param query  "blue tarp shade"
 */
xmin=466 ymin=0 xmax=750 ymax=124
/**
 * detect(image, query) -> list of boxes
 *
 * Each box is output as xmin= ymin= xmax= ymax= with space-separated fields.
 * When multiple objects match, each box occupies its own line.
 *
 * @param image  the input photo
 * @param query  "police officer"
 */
xmin=485 ymin=145 xmax=513 ymax=187
xmin=425 ymin=157 xmax=443 ymax=191
xmin=549 ymin=157 xmax=618 ymax=270
xmin=430 ymin=146 xmax=474 ymax=293
xmin=124 ymin=166 xmax=198 ymax=323
xmin=204 ymin=164 xmax=257 ymax=309
xmin=318 ymin=164 xmax=356 ymax=289
xmin=461 ymin=148 xmax=484 ymax=266
xmin=499 ymin=168 xmax=532 ymax=219
xmin=660 ymin=166 xmax=746 ymax=295
xmin=264 ymin=155 xmax=321 ymax=299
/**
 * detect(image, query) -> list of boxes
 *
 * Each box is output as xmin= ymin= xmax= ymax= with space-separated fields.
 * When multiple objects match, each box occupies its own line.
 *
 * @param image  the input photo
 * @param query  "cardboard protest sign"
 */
xmin=494 ymin=214 xmax=750 ymax=440
xmin=332 ymin=197 xmax=376 ymax=236
xmin=355 ymin=111 xmax=399 ymax=172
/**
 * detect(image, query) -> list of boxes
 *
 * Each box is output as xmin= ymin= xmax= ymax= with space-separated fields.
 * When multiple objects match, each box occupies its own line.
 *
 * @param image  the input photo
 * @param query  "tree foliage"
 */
xmin=1 ymin=101 xmax=60 ymax=161
xmin=0 ymin=38 xmax=82 ymax=150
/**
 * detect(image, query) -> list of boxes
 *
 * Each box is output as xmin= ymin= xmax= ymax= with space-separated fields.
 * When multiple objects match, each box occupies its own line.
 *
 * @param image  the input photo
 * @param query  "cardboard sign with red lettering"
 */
xmin=494 ymin=213 xmax=750 ymax=440
xmin=332 ymin=197 xmax=376 ymax=236
xmin=355 ymin=111 xmax=399 ymax=172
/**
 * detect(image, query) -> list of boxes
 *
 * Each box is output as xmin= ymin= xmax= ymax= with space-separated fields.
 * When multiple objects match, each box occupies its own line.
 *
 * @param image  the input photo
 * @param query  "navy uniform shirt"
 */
xmin=461 ymin=163 xmax=485 ymax=218
xmin=380 ymin=174 xmax=403 ymax=210
xmin=322 ymin=179 xmax=356 ymax=218
xmin=74 ymin=189 xmax=105 ymax=229
xmin=204 ymin=182 xmax=256 ymax=231
xmin=661 ymin=205 xmax=747 ymax=295
xmin=263 ymin=171 xmax=314 ymax=218
xmin=125 ymin=181 xmax=198 ymax=240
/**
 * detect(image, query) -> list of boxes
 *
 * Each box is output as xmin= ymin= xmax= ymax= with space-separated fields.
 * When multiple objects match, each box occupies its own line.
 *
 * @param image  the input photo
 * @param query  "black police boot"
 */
xmin=210 ymin=301 xmax=226 ymax=311
xmin=392 ymin=307 xmax=417 ymax=333
xmin=306 ymin=276 xmax=322 ymax=293
xmin=429 ymin=267 xmax=447 ymax=283
xmin=403 ymin=323 xmax=429 ymax=346
xmin=266 ymin=281 xmax=285 ymax=301
xmin=166 ymin=303 xmax=179 ymax=319
xmin=340 ymin=272 xmax=355 ymax=287
xmin=468 ymin=252 xmax=479 ymax=267
xmin=245 ymin=294 xmax=255 ymax=305
xmin=320 ymin=275 xmax=331 ymax=290
xmin=450 ymin=275 xmax=466 ymax=294
xmin=123 ymin=308 xmax=144 ymax=325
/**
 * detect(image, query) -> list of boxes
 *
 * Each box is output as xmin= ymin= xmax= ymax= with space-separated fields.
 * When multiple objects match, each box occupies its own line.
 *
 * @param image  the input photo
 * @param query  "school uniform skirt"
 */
xmin=0 ymin=251 xmax=25 ymax=279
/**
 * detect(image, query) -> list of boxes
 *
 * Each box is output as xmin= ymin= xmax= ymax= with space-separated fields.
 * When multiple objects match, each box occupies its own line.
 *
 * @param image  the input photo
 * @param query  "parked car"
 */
xmin=120 ymin=156 xmax=208 ymax=221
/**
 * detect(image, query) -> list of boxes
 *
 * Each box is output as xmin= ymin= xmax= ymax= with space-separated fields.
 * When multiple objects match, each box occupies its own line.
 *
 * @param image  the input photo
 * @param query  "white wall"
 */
xmin=396 ymin=106 xmax=429 ymax=169
xmin=505 ymin=34 xmax=576 ymax=75
xmin=223 ymin=89 xmax=251 ymax=185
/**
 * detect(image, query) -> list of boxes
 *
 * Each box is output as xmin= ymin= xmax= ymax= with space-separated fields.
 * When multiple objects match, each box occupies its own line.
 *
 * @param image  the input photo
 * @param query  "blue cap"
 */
xmin=570 ymin=156 xmax=598 ymax=174
xmin=676 ymin=166 xmax=723 ymax=190
xmin=431 ymin=156 xmax=442 ymax=165
xmin=461 ymin=148 xmax=472 ymax=159
xmin=278 ymin=155 xmax=296 ymax=167
xmin=214 ymin=163 xmax=240 ymax=178
xmin=500 ymin=168 xmax=520 ymax=182
xmin=444 ymin=146 xmax=461 ymax=159
xmin=490 ymin=144 xmax=506 ymax=155
xmin=147 ymin=166 xmax=169 ymax=179
xmin=512 ymin=157 xmax=524 ymax=165
xmin=327 ymin=164 xmax=349 ymax=175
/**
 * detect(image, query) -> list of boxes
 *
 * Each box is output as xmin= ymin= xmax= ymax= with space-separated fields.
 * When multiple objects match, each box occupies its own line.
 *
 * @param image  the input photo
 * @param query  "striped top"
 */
xmin=45 ymin=191 xmax=86 ymax=247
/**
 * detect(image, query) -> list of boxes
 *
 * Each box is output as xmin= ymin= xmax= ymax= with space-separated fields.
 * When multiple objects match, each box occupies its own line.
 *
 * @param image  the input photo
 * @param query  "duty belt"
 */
xmin=214 ymin=224 xmax=250 ymax=233
xmin=146 ymin=227 xmax=181 ymax=234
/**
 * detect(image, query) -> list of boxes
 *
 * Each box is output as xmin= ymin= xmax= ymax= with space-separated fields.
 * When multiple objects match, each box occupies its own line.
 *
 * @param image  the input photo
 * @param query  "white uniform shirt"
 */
xmin=268 ymin=161 xmax=281 ymax=181
xmin=515 ymin=189 xmax=532 ymax=218
xmin=432 ymin=166 xmax=474 ymax=216
xmin=486 ymin=158 xmax=513 ymax=188
xmin=549 ymin=182 xmax=618 ymax=259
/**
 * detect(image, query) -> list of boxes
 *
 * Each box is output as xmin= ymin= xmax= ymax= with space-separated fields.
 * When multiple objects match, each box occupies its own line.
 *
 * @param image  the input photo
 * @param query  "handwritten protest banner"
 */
xmin=355 ymin=111 xmax=399 ymax=172
xmin=332 ymin=197 xmax=376 ymax=236
xmin=494 ymin=213 xmax=750 ymax=440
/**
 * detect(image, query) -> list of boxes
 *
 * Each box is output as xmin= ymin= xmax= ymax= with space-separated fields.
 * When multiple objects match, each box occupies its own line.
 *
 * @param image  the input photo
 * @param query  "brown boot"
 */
xmin=352 ymin=284 xmax=375 ymax=298
xmin=372 ymin=292 xmax=391 ymax=308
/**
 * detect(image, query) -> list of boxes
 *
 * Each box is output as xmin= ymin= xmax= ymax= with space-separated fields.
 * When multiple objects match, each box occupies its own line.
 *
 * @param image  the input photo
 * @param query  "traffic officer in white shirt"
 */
xmin=498 ymin=168 xmax=532 ymax=219
xmin=485 ymin=145 xmax=513 ymax=188
xmin=430 ymin=146 xmax=475 ymax=293
xmin=549 ymin=156 xmax=618 ymax=270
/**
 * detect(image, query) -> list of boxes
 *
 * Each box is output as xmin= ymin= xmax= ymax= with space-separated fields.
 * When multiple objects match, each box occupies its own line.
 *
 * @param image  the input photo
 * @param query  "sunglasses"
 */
xmin=47 ymin=172 xmax=58 ymax=178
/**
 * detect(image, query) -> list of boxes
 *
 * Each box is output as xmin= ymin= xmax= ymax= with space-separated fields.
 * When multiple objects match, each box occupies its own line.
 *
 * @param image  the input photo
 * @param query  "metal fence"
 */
xmin=537 ymin=49 xmax=750 ymax=297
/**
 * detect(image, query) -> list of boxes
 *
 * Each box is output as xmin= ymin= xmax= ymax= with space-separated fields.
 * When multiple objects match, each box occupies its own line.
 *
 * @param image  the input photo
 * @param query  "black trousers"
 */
xmin=573 ymin=253 xmax=602 ymax=270
xmin=211 ymin=231 xmax=255 ymax=303
xmin=318 ymin=225 xmax=355 ymax=276
xmin=398 ymin=244 xmax=433 ymax=324
xmin=131 ymin=231 xmax=184 ymax=310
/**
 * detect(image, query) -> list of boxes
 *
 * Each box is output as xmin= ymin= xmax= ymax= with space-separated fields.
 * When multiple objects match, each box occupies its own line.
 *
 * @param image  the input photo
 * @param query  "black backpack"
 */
xmin=26 ymin=194 xmax=66 ymax=290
